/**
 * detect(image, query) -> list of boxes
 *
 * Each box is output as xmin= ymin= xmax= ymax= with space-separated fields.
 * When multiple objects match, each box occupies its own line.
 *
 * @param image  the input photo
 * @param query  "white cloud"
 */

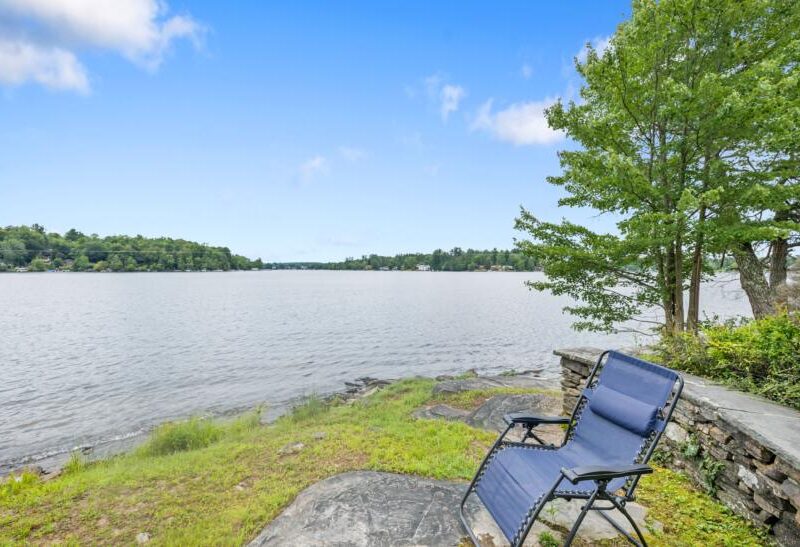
xmin=338 ymin=146 xmax=367 ymax=162
xmin=439 ymin=84 xmax=465 ymax=121
xmin=520 ymin=63 xmax=533 ymax=79
xmin=298 ymin=156 xmax=330 ymax=181
xmin=0 ymin=38 xmax=89 ymax=93
xmin=0 ymin=0 xmax=202 ymax=92
xmin=421 ymin=73 xmax=466 ymax=121
xmin=577 ymin=35 xmax=611 ymax=64
xmin=471 ymin=98 xmax=564 ymax=146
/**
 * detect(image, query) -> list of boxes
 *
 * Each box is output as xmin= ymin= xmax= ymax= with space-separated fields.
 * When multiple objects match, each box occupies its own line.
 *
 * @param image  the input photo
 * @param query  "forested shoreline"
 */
xmin=1 ymin=225 xmax=537 ymax=273
xmin=267 ymin=248 xmax=540 ymax=272
xmin=0 ymin=225 xmax=263 ymax=272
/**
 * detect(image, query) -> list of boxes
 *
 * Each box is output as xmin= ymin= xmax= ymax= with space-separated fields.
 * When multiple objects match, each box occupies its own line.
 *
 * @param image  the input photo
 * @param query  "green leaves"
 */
xmin=516 ymin=0 xmax=799 ymax=331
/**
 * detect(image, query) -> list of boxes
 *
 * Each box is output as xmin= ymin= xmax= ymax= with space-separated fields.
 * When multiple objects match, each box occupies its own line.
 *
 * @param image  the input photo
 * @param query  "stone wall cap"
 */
xmin=553 ymin=347 xmax=605 ymax=365
xmin=681 ymin=374 xmax=800 ymax=471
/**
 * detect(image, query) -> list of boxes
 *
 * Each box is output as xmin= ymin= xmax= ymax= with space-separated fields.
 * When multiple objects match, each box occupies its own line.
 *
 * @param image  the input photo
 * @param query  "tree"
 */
xmin=516 ymin=0 xmax=798 ymax=333
xmin=108 ymin=255 xmax=124 ymax=272
xmin=29 ymin=258 xmax=47 ymax=272
xmin=72 ymin=255 xmax=90 ymax=271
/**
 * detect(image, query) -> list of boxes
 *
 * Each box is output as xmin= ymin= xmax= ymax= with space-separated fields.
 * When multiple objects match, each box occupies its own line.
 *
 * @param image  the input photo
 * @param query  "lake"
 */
xmin=0 ymin=271 xmax=751 ymax=472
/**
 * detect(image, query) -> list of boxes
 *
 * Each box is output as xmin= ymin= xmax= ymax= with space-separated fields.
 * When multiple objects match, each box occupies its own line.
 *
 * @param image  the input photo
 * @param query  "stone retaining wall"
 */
xmin=555 ymin=347 xmax=800 ymax=546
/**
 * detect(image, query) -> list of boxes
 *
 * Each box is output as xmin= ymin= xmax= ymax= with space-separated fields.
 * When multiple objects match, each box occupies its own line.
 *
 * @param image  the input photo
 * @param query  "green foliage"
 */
xmin=699 ymin=457 xmax=727 ymax=496
xmin=290 ymin=394 xmax=329 ymax=422
xmin=138 ymin=417 xmax=224 ymax=457
xmin=267 ymin=247 xmax=539 ymax=272
xmin=650 ymin=447 xmax=674 ymax=466
xmin=681 ymin=435 xmax=702 ymax=459
xmin=62 ymin=452 xmax=86 ymax=476
xmin=538 ymin=531 xmax=560 ymax=547
xmin=0 ymin=472 xmax=40 ymax=499
xmin=515 ymin=0 xmax=800 ymax=332
xmin=658 ymin=312 xmax=800 ymax=409
xmin=0 ymin=224 xmax=262 ymax=272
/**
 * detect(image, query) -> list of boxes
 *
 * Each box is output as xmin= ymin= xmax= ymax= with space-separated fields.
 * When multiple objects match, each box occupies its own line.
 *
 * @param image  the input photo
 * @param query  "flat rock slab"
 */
xmin=466 ymin=394 xmax=561 ymax=433
xmin=412 ymin=404 xmax=472 ymax=422
xmin=249 ymin=471 xmax=652 ymax=546
xmin=432 ymin=373 xmax=556 ymax=395
xmin=414 ymin=393 xmax=565 ymax=446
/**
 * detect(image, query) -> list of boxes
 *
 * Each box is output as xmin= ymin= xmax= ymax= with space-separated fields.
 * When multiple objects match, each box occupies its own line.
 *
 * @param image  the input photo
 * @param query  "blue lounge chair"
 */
xmin=460 ymin=351 xmax=683 ymax=546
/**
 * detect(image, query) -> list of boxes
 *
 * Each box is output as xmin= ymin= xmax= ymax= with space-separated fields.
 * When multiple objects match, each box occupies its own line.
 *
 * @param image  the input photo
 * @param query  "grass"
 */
xmin=0 ymin=379 xmax=767 ymax=546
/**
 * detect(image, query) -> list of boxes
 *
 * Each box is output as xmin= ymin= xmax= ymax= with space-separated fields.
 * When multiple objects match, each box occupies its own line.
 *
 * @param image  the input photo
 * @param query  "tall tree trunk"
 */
xmin=656 ymin=247 xmax=675 ymax=334
xmin=769 ymin=210 xmax=789 ymax=306
xmin=733 ymin=242 xmax=775 ymax=318
xmin=687 ymin=205 xmax=706 ymax=333
xmin=665 ymin=242 xmax=683 ymax=334
xmin=673 ymin=239 xmax=685 ymax=333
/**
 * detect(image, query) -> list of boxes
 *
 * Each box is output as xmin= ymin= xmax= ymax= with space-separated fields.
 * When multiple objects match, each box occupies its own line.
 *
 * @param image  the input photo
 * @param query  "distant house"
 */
xmin=379 ymin=266 xmax=390 ymax=271
xmin=416 ymin=264 xmax=431 ymax=271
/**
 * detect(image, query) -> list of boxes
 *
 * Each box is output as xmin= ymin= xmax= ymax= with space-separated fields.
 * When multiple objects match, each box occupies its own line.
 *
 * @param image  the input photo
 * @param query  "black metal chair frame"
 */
xmin=459 ymin=351 xmax=684 ymax=547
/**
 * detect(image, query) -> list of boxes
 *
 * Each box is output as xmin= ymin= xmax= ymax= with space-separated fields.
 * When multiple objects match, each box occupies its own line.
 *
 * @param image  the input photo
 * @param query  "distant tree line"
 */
xmin=0 ymin=225 xmax=263 ymax=272
xmin=268 ymin=248 xmax=540 ymax=272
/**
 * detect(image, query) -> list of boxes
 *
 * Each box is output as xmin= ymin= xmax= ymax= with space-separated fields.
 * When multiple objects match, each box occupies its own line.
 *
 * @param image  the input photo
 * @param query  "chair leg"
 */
xmin=563 ymin=489 xmax=600 ymax=547
xmin=606 ymin=498 xmax=648 ymax=547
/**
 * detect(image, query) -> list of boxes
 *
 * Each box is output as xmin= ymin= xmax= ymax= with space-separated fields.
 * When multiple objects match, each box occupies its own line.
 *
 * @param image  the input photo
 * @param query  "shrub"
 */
xmin=657 ymin=312 xmax=800 ymax=409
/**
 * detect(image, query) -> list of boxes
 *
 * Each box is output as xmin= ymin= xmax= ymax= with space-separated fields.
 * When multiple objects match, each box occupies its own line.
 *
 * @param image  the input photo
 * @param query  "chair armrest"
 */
xmin=503 ymin=413 xmax=570 ymax=427
xmin=561 ymin=464 xmax=653 ymax=484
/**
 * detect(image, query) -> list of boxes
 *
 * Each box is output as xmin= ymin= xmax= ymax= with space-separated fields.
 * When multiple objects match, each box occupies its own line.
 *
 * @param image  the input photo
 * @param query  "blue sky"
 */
xmin=0 ymin=1 xmax=629 ymax=261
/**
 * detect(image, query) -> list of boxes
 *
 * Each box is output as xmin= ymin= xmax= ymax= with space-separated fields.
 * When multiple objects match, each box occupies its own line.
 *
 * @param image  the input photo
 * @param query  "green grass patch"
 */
xmin=139 ymin=417 xmax=223 ymax=457
xmin=0 ymin=378 xmax=767 ymax=546
xmin=637 ymin=466 xmax=771 ymax=546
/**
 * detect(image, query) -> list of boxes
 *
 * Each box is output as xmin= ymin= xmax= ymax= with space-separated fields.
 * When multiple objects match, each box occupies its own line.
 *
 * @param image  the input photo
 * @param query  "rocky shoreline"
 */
xmin=5 ymin=369 xmax=558 ymax=482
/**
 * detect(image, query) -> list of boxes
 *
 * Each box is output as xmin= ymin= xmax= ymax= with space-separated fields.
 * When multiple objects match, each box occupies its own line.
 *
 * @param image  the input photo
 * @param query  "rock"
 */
xmin=413 ymin=394 xmax=565 ymax=446
xmin=466 ymin=394 xmax=562 ymax=433
xmin=665 ymin=422 xmax=690 ymax=444
xmin=412 ymin=404 xmax=471 ymax=422
xmin=135 ymin=532 xmax=150 ymax=544
xmin=248 ymin=471 xmax=557 ymax=546
xmin=312 ymin=431 xmax=327 ymax=441
xmin=21 ymin=465 xmax=45 ymax=477
xmin=539 ymin=498 xmax=657 ymax=540
xmin=738 ymin=466 xmax=760 ymax=491
xmin=433 ymin=372 xmax=555 ymax=395
xmin=277 ymin=442 xmax=305 ymax=456
xmin=332 ymin=377 xmax=395 ymax=403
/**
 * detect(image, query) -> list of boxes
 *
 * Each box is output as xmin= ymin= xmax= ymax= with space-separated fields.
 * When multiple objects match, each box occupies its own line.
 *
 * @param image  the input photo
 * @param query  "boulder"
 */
xmin=433 ymin=372 xmax=556 ymax=395
xmin=248 ymin=471 xmax=652 ymax=546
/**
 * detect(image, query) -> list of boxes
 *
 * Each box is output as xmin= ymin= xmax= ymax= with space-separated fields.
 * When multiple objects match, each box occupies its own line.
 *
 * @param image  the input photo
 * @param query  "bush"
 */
xmin=657 ymin=312 xmax=800 ymax=410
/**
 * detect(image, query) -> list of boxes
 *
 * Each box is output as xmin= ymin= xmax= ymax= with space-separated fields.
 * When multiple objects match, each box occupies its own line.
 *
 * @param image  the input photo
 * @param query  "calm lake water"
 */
xmin=0 ymin=271 xmax=751 ymax=472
